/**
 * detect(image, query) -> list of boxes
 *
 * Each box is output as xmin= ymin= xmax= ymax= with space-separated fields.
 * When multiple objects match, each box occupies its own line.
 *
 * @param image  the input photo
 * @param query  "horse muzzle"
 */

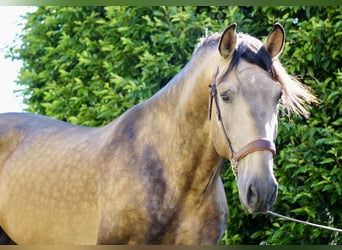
xmin=238 ymin=170 xmax=278 ymax=213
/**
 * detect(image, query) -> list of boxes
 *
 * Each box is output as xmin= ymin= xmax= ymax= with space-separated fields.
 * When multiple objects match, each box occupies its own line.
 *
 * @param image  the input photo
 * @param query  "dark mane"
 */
xmin=195 ymin=32 xmax=274 ymax=77
xmin=195 ymin=32 xmax=318 ymax=117
xmin=222 ymin=33 xmax=275 ymax=79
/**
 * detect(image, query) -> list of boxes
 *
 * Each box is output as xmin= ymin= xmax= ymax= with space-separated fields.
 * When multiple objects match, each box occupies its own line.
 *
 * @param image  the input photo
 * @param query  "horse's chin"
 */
xmin=240 ymin=202 xmax=271 ymax=214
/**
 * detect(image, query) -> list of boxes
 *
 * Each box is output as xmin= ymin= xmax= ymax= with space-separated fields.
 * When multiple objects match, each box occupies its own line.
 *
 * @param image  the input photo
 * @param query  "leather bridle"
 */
xmin=208 ymin=65 xmax=276 ymax=178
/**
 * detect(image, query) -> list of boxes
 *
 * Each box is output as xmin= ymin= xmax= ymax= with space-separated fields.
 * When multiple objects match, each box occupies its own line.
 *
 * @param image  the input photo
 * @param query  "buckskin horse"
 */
xmin=0 ymin=23 xmax=316 ymax=244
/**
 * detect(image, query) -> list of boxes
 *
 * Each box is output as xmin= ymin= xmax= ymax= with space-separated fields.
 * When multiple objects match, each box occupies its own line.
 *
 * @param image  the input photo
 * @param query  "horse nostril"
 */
xmin=247 ymin=185 xmax=258 ymax=206
xmin=268 ymin=185 xmax=278 ymax=207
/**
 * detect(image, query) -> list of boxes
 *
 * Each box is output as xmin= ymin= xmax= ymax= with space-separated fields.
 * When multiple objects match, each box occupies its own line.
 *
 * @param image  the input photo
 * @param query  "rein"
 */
xmin=267 ymin=210 xmax=342 ymax=233
xmin=208 ymin=65 xmax=276 ymax=177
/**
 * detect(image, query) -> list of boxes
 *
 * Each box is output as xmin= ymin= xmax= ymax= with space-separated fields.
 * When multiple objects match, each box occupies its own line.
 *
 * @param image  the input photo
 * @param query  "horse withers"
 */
xmin=0 ymin=24 xmax=316 ymax=244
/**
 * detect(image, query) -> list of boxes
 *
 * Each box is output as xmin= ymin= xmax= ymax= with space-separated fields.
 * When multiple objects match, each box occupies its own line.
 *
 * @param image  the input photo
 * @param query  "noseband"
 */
xmin=208 ymin=66 xmax=276 ymax=178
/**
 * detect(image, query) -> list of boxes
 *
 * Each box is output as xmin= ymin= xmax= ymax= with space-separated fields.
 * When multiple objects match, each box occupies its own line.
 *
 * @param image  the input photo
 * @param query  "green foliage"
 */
xmin=9 ymin=6 xmax=342 ymax=244
xmin=12 ymin=6 xmax=243 ymax=126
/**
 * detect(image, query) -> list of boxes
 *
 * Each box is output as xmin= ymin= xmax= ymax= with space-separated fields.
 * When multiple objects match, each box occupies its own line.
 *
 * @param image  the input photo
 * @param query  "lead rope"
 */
xmin=267 ymin=210 xmax=342 ymax=233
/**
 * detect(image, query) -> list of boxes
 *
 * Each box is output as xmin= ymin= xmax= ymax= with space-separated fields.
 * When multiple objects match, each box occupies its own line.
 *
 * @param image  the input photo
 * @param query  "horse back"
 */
xmin=0 ymin=112 xmax=102 ymax=244
xmin=0 ymin=112 xmax=103 ymax=170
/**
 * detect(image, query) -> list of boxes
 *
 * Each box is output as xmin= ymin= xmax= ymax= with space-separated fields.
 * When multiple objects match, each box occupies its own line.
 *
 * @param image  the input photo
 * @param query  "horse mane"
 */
xmin=272 ymin=61 xmax=318 ymax=118
xmin=194 ymin=31 xmax=318 ymax=118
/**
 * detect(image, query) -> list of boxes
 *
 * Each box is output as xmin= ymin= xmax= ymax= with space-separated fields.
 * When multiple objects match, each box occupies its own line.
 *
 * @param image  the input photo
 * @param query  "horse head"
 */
xmin=209 ymin=24 xmax=285 ymax=213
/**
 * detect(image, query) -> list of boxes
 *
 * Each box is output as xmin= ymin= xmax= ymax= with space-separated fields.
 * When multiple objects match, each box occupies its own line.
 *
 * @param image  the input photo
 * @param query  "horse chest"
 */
xmin=96 ymin=178 xmax=227 ymax=244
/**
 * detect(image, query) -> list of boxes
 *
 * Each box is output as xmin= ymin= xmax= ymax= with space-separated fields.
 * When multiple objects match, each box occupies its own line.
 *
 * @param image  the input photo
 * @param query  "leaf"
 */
xmin=320 ymin=158 xmax=335 ymax=164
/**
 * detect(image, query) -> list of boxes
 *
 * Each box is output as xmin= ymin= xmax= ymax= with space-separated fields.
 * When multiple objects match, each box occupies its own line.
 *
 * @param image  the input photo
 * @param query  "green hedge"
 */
xmin=9 ymin=6 xmax=342 ymax=244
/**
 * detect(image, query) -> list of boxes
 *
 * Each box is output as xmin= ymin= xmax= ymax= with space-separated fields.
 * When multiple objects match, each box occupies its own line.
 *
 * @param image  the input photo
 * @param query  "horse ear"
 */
xmin=264 ymin=23 xmax=285 ymax=59
xmin=219 ymin=23 xmax=237 ymax=58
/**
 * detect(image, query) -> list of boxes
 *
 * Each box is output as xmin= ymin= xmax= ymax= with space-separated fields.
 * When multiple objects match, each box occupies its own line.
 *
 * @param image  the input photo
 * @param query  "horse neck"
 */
xmin=148 ymin=50 xmax=222 ymax=192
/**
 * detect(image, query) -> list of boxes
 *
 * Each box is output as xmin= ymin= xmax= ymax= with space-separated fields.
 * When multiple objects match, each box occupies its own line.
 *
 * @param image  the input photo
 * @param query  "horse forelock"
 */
xmin=194 ymin=32 xmax=274 ymax=78
xmin=222 ymin=33 xmax=275 ymax=79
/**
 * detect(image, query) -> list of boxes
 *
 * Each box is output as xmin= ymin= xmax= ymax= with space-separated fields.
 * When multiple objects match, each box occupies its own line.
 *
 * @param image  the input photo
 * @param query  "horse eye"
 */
xmin=220 ymin=92 xmax=231 ymax=103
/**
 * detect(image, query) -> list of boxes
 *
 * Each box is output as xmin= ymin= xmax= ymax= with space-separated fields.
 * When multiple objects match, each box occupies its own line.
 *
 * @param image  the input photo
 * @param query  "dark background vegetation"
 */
xmin=8 ymin=6 xmax=341 ymax=244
